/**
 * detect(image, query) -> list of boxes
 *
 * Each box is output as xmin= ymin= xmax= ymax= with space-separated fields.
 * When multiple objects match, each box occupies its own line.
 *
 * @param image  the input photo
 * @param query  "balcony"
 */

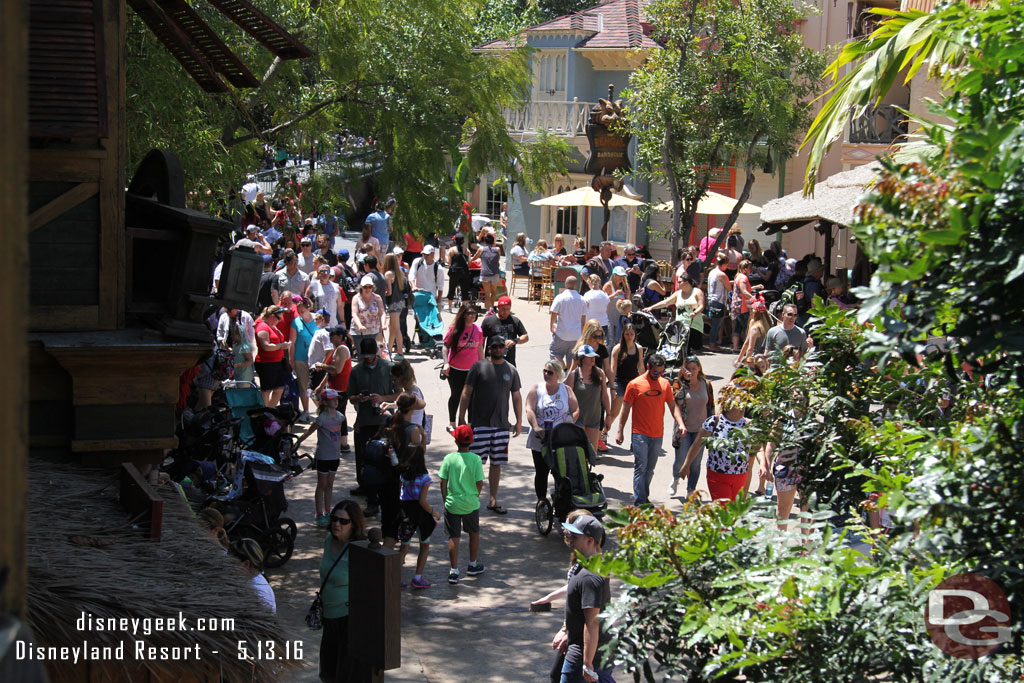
xmin=502 ymin=99 xmax=596 ymax=137
xmin=848 ymin=104 xmax=907 ymax=145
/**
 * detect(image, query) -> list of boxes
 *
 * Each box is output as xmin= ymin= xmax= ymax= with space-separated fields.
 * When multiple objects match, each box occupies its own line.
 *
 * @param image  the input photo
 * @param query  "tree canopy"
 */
xmin=126 ymin=0 xmax=571 ymax=230
xmin=622 ymin=0 xmax=823 ymax=257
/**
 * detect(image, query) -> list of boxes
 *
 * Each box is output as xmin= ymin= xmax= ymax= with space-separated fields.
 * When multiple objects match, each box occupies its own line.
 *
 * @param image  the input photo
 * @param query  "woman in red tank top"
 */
xmin=314 ymin=326 xmax=353 ymax=453
xmin=254 ymin=305 xmax=293 ymax=407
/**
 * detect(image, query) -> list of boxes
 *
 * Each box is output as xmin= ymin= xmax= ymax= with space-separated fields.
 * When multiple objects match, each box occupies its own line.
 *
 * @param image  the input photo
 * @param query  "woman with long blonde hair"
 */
xmin=570 ymin=320 xmax=611 ymax=378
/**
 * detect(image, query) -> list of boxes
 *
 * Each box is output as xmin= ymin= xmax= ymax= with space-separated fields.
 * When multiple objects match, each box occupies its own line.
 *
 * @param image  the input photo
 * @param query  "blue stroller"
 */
xmin=412 ymin=290 xmax=444 ymax=358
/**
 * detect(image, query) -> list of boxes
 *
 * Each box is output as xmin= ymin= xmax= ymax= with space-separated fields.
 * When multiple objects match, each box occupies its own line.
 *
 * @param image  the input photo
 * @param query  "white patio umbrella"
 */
xmin=531 ymin=186 xmax=644 ymax=208
xmin=653 ymin=189 xmax=761 ymax=215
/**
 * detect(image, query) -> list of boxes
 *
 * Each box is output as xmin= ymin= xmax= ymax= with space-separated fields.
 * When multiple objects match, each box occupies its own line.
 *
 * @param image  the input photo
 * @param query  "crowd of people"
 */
xmin=189 ymin=183 xmax=872 ymax=681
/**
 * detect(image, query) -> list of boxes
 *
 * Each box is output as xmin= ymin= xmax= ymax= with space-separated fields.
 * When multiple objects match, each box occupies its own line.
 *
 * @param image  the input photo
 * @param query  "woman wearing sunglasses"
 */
xmin=319 ymin=499 xmax=368 ymax=682
xmin=525 ymin=360 xmax=580 ymax=502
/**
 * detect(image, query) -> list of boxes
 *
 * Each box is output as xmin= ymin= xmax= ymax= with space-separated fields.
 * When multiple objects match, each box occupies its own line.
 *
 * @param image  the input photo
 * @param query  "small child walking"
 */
xmin=438 ymin=425 xmax=486 ymax=584
xmin=296 ymin=388 xmax=345 ymax=527
xmin=398 ymin=444 xmax=440 ymax=589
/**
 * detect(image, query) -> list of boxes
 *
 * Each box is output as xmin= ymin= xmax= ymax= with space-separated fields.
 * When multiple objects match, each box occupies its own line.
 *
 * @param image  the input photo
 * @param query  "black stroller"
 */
xmin=630 ymin=310 xmax=663 ymax=352
xmin=210 ymin=451 xmax=298 ymax=568
xmin=535 ymin=423 xmax=608 ymax=535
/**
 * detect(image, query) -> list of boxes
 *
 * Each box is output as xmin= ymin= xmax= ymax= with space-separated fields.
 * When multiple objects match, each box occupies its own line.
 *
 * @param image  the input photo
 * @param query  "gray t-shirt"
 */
xmin=564 ymin=565 xmax=611 ymax=667
xmin=276 ymin=268 xmax=310 ymax=297
xmin=466 ymin=359 xmax=521 ymax=429
xmin=765 ymin=324 xmax=808 ymax=356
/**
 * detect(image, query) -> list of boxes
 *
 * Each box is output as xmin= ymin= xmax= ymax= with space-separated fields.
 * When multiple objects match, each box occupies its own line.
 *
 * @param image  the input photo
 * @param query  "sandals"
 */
xmin=487 ymin=504 xmax=508 ymax=515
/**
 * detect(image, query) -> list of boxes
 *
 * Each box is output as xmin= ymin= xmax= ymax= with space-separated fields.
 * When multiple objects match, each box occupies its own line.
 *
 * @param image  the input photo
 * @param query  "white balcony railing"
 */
xmin=502 ymin=99 xmax=596 ymax=137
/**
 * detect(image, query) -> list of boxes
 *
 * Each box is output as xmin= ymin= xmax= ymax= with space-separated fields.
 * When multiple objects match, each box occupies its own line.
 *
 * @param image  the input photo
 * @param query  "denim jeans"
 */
xmin=549 ymin=335 xmax=576 ymax=368
xmin=733 ymin=311 xmax=750 ymax=344
xmin=672 ymin=431 xmax=704 ymax=493
xmin=560 ymin=658 xmax=615 ymax=683
xmin=631 ymin=433 xmax=663 ymax=505
xmin=709 ymin=312 xmax=726 ymax=347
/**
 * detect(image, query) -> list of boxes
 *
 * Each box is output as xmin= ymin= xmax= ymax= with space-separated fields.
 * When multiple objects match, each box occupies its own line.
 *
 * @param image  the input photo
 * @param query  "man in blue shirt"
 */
xmin=364 ymin=200 xmax=391 ymax=254
xmin=615 ymin=243 xmax=645 ymax=292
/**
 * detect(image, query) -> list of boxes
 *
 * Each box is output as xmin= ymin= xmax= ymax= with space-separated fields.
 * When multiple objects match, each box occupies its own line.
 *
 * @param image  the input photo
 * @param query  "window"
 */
xmin=553 ymin=185 xmax=578 ymax=236
xmin=536 ymin=52 xmax=567 ymax=95
xmin=486 ymin=183 xmax=507 ymax=220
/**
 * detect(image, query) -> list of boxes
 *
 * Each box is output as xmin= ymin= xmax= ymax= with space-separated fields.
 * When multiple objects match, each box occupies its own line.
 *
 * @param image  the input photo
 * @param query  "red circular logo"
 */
xmin=925 ymin=573 xmax=1011 ymax=658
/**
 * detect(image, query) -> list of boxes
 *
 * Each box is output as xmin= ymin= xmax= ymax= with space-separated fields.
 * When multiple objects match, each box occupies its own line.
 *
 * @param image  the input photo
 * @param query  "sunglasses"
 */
xmin=591 ymin=333 xmax=604 ymax=339
xmin=543 ymin=369 xmax=555 ymax=376
xmin=319 ymin=270 xmax=331 ymax=275
xmin=686 ymin=355 xmax=698 ymax=362
xmin=331 ymin=516 xmax=352 ymax=525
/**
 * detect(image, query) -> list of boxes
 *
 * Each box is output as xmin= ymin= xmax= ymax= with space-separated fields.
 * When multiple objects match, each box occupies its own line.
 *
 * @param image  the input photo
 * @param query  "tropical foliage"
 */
xmin=622 ymin=0 xmax=824 ymax=258
xmin=590 ymin=1 xmax=1024 ymax=680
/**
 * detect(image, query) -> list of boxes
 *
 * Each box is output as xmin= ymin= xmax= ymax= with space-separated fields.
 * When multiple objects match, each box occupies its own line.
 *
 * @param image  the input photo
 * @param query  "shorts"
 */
xmin=707 ymin=469 xmax=748 ymax=502
xmin=613 ymin=380 xmax=628 ymax=398
xmin=316 ymin=458 xmax=340 ymax=473
xmin=471 ymin=425 xmax=509 ymax=465
xmin=254 ymin=360 xmax=287 ymax=391
xmin=400 ymin=500 xmax=437 ymax=542
xmin=387 ymin=301 xmax=405 ymax=314
xmin=577 ymin=418 xmax=602 ymax=430
xmin=444 ymin=507 xmax=480 ymax=537
xmin=481 ymin=273 xmax=502 ymax=284
xmin=310 ymin=369 xmax=327 ymax=393
xmin=294 ymin=359 xmax=310 ymax=391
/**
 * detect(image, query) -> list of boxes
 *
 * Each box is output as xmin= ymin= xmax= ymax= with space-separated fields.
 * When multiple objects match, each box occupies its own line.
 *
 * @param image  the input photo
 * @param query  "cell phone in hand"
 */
xmin=530 ymin=602 xmax=552 ymax=613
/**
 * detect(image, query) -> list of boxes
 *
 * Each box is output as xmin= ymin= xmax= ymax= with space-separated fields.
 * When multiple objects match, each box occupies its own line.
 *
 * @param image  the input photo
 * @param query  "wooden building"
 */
xmin=2 ymin=0 xmax=310 ymax=680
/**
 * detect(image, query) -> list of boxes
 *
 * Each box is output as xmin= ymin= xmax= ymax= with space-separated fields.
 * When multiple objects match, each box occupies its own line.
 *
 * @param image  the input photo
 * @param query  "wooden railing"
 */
xmin=501 ymin=99 xmax=596 ymax=137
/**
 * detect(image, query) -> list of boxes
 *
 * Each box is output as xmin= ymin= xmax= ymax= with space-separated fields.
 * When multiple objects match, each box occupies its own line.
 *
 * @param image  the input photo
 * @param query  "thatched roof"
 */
xmin=760 ymin=162 xmax=881 ymax=229
xmin=26 ymin=460 xmax=306 ymax=682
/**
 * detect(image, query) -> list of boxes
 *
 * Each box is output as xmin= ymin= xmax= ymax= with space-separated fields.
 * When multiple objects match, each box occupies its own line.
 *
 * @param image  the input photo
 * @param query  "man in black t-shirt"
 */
xmin=553 ymin=515 xmax=613 ymax=682
xmin=254 ymin=255 xmax=277 ymax=315
xmin=481 ymin=296 xmax=529 ymax=367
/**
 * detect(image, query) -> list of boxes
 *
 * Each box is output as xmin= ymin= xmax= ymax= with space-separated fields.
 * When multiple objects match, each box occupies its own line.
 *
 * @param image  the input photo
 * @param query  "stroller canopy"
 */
xmin=543 ymin=423 xmax=605 ymax=511
xmin=413 ymin=290 xmax=444 ymax=336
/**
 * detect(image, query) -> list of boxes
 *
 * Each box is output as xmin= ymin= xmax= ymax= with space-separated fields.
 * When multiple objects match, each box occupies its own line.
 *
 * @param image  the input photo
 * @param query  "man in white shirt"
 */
xmin=307 ymin=265 xmax=342 ymax=328
xmin=409 ymin=244 xmax=445 ymax=307
xmin=234 ymin=224 xmax=273 ymax=255
xmin=549 ymin=275 xmax=587 ymax=367
xmin=240 ymin=175 xmax=260 ymax=204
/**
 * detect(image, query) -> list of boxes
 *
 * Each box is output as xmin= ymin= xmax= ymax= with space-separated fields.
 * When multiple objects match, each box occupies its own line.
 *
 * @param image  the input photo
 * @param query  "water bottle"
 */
xmin=765 ymin=482 xmax=774 ymax=500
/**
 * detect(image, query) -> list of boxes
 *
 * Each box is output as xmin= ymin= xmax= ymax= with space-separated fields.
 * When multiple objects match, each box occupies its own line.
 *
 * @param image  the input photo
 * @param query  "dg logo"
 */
xmin=925 ymin=573 xmax=1012 ymax=658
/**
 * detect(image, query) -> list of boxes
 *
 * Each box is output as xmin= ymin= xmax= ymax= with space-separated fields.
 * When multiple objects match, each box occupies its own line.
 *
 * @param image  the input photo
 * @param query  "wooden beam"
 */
xmin=119 ymin=463 xmax=164 ymax=540
xmin=28 ymin=182 xmax=99 ymax=232
xmin=0 ymin=0 xmax=27 ymax=621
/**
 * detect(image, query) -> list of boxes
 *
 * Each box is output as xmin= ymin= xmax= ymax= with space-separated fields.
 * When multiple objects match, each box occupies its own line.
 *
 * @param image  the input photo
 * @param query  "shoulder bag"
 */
xmin=305 ymin=543 xmax=349 ymax=630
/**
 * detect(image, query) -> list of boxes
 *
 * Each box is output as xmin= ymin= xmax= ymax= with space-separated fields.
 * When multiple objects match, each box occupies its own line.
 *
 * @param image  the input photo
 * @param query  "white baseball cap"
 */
xmin=423 ymin=245 xmax=436 ymax=255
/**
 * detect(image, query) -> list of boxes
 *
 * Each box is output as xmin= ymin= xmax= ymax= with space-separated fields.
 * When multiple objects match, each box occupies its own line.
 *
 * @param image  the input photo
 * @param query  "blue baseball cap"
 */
xmin=339 ymin=248 xmax=350 ymax=260
xmin=576 ymin=344 xmax=599 ymax=358
xmin=261 ymin=254 xmax=273 ymax=263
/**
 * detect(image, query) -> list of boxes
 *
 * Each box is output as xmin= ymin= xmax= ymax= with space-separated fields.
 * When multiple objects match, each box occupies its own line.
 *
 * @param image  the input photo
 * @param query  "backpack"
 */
xmin=769 ymin=280 xmax=810 ymax=319
xmin=362 ymin=437 xmax=397 ymax=486
xmin=339 ymin=265 xmax=359 ymax=296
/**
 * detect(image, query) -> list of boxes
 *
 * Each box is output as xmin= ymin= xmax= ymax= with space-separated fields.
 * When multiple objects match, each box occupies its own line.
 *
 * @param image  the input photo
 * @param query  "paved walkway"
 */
xmin=268 ymin=270 xmax=745 ymax=681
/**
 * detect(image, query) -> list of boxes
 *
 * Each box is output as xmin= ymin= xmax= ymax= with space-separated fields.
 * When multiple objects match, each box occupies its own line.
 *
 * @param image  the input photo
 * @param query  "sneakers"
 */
xmin=299 ymin=410 xmax=312 ymax=423
xmin=314 ymin=514 xmax=329 ymax=527
xmin=411 ymin=576 xmax=431 ymax=589
xmin=668 ymin=479 xmax=679 ymax=497
xmin=448 ymin=569 xmax=460 ymax=584
xmin=467 ymin=561 xmax=485 ymax=576
xmin=597 ymin=439 xmax=609 ymax=452
xmin=339 ymin=444 xmax=352 ymax=453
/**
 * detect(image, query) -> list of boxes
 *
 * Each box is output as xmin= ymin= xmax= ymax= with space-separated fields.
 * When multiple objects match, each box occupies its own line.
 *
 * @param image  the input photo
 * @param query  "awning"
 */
xmin=758 ymin=162 xmax=881 ymax=233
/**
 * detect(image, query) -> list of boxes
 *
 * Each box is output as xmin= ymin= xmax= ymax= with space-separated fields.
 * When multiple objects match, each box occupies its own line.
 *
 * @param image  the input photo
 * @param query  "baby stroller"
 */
xmin=209 ymin=451 xmax=298 ymax=568
xmin=630 ymin=310 xmax=663 ymax=352
xmin=412 ymin=290 xmax=444 ymax=358
xmin=657 ymin=319 xmax=691 ymax=370
xmin=535 ymin=423 xmax=607 ymax=535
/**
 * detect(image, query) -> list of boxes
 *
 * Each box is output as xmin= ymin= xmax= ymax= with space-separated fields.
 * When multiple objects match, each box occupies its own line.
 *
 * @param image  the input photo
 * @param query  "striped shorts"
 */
xmin=471 ymin=425 xmax=510 ymax=466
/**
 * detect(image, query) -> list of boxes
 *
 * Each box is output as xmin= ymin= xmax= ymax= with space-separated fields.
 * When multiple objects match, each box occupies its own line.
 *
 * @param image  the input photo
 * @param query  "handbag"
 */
xmin=422 ymin=414 xmax=433 ymax=445
xmin=306 ymin=543 xmax=349 ymax=630
xmin=708 ymin=300 xmax=727 ymax=319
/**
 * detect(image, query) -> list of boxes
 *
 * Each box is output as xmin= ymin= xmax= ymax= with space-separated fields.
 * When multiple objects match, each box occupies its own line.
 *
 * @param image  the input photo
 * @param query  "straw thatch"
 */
xmin=26 ymin=460 xmax=306 ymax=682
xmin=759 ymin=162 xmax=881 ymax=228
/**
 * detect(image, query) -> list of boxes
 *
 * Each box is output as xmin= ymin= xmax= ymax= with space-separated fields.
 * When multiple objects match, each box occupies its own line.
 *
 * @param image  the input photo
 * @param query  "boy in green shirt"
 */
xmin=438 ymin=425 xmax=486 ymax=584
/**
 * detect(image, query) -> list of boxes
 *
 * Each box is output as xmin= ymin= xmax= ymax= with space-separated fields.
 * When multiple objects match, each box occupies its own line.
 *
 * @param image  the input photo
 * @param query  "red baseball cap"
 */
xmin=453 ymin=424 xmax=474 ymax=444
xmin=497 ymin=296 xmax=512 ymax=306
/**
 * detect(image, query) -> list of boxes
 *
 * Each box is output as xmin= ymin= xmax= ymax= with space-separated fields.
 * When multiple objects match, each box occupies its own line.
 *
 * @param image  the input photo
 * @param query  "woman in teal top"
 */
xmin=290 ymin=297 xmax=319 ymax=419
xmin=319 ymin=499 xmax=367 ymax=682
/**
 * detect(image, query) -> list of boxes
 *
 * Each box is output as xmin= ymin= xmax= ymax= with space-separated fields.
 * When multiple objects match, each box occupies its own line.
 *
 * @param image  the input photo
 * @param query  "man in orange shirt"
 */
xmin=614 ymin=353 xmax=685 ymax=505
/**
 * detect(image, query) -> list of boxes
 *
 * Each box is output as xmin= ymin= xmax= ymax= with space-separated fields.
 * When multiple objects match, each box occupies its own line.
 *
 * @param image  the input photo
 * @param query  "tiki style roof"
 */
xmin=127 ymin=0 xmax=311 ymax=93
xmin=478 ymin=0 xmax=658 ymax=52
xmin=759 ymin=162 xmax=882 ymax=232
xmin=26 ymin=460 xmax=305 ymax=682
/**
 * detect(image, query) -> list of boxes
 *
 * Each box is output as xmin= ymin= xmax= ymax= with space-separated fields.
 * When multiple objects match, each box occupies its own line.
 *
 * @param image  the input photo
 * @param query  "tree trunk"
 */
xmin=706 ymin=133 xmax=761 ymax=263
xmin=661 ymin=117 xmax=682 ymax=259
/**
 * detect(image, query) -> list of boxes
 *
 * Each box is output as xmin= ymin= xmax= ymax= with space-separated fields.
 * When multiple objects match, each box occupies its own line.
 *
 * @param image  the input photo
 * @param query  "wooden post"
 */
xmin=348 ymin=540 xmax=402 ymax=678
xmin=0 ymin=0 xmax=28 ymax=620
